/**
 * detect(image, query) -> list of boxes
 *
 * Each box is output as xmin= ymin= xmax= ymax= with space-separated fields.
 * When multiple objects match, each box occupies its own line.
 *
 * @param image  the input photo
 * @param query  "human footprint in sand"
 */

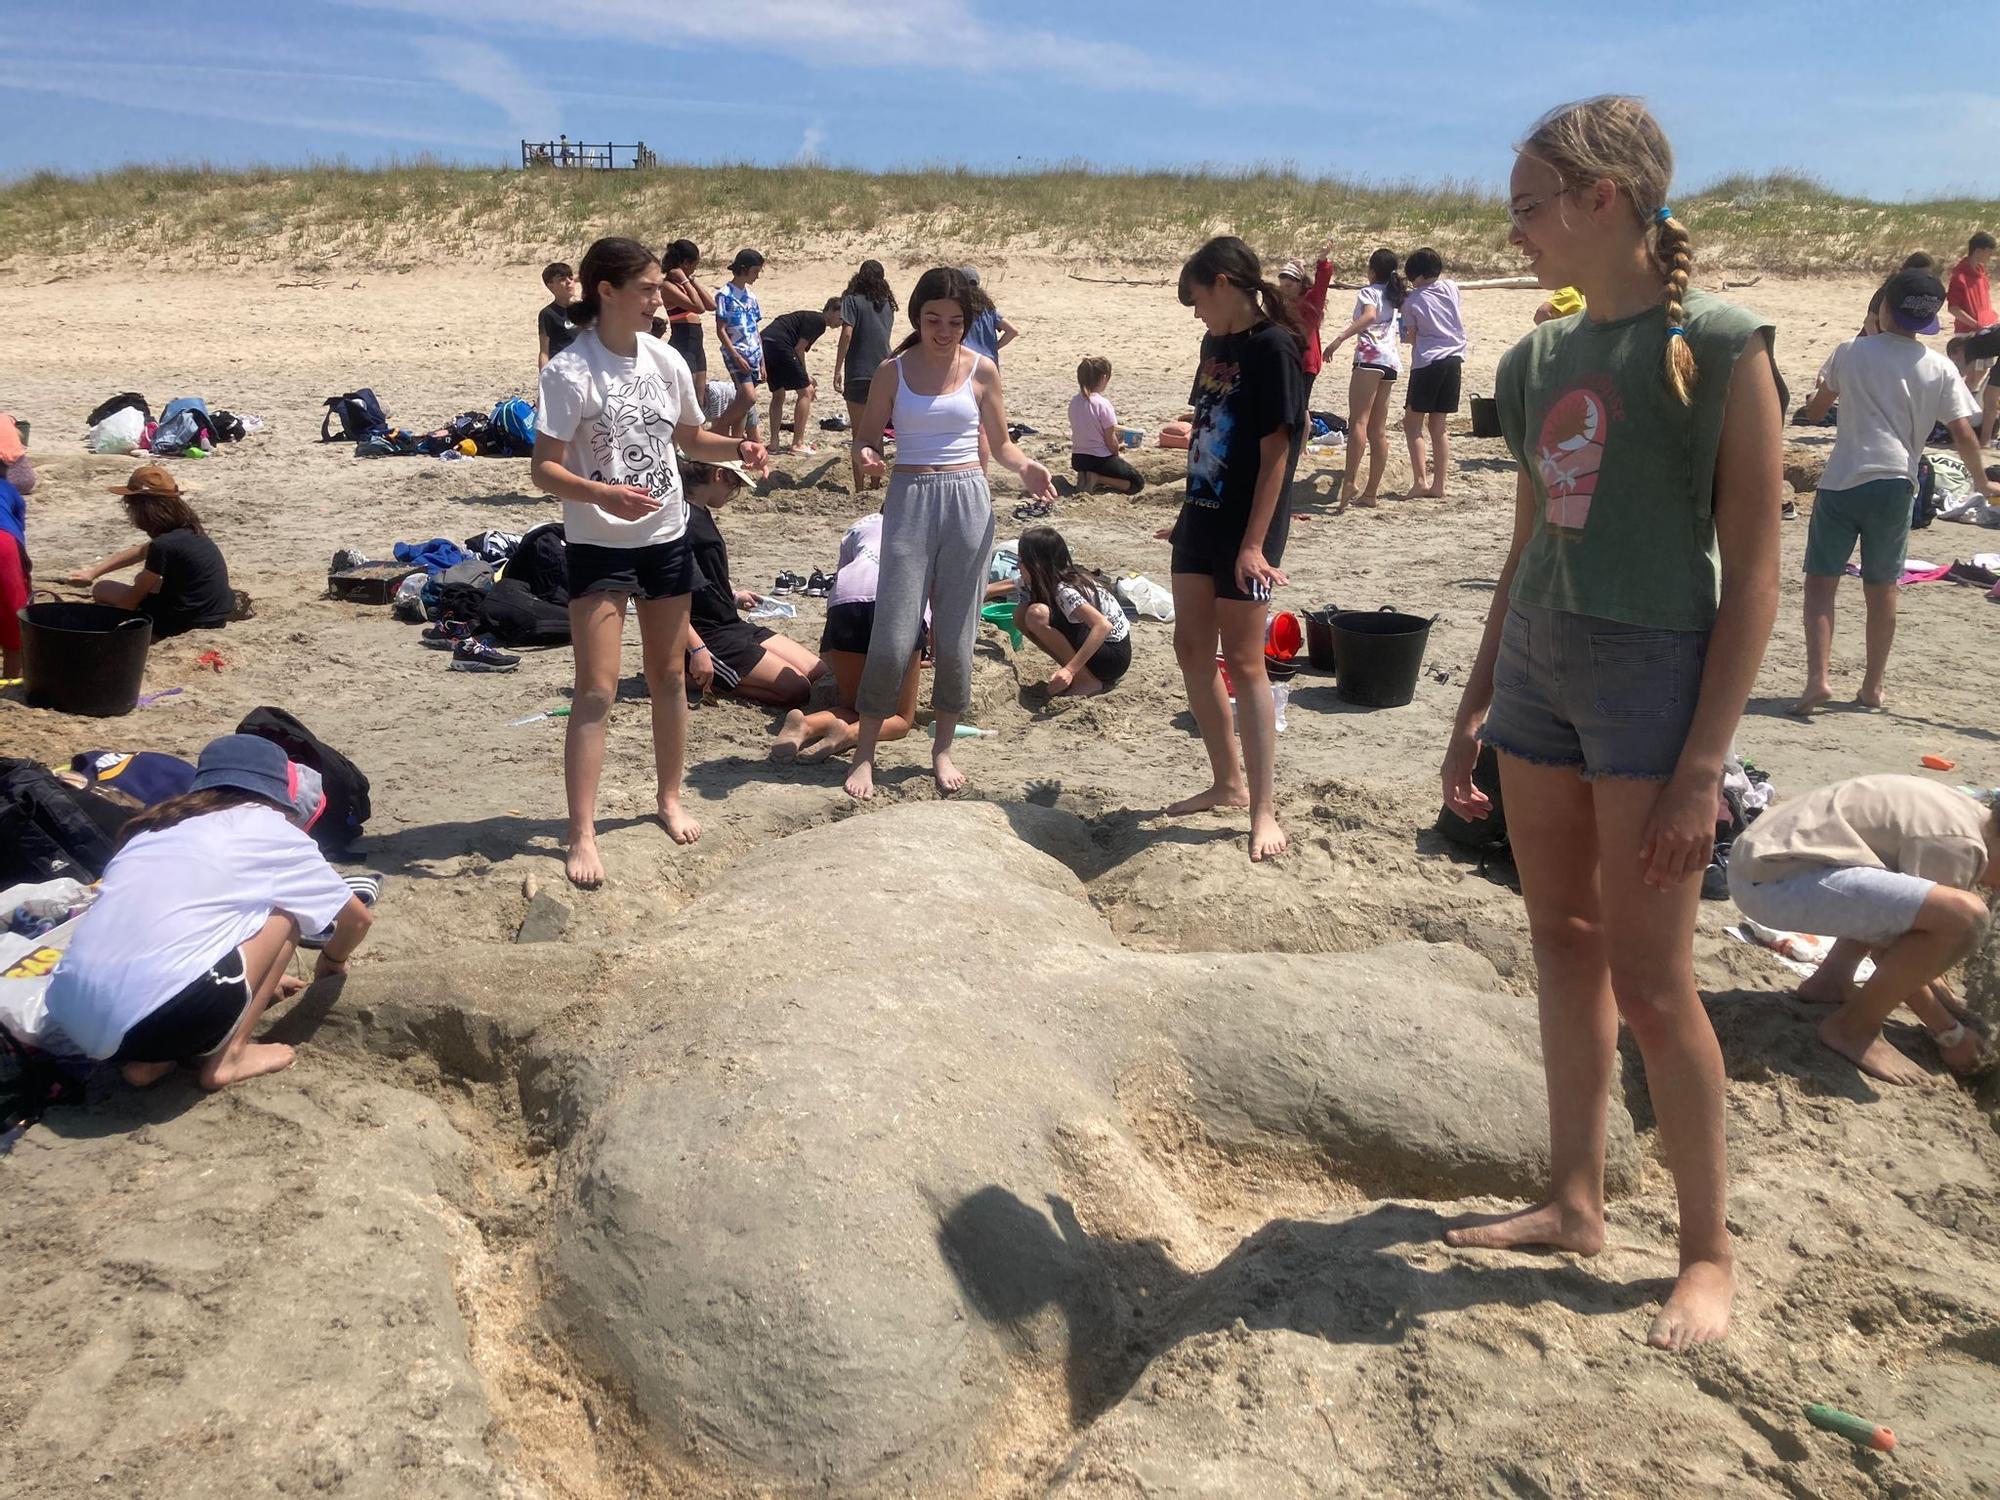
xmin=532 ymin=236 xmax=769 ymax=886
xmin=1164 ymin=235 xmax=1307 ymax=862
xmin=1730 ymin=773 xmax=1999 ymax=1086
xmin=42 ymin=734 xmax=375 ymax=1093
xmin=1441 ymin=97 xmax=1785 ymax=1352
xmin=844 ymin=266 xmax=1054 ymax=801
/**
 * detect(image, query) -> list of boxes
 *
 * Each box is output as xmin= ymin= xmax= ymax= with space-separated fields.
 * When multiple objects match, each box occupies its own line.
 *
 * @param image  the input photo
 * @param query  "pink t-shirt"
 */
xmin=1068 ymin=390 xmax=1117 ymax=457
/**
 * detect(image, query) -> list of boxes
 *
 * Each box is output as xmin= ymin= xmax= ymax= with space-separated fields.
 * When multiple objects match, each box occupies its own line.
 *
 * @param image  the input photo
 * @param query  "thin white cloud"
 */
xmin=798 ymin=123 xmax=827 ymax=164
xmin=409 ymin=37 xmax=560 ymax=137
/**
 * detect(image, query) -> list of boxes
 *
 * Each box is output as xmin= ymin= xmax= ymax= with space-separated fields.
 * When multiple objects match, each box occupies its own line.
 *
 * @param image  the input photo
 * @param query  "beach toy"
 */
xmin=458 ymin=438 xmax=478 ymax=456
xmin=1117 ymin=426 xmax=1143 ymax=450
xmin=186 ymin=446 xmax=206 ymax=458
xmin=980 ymin=601 xmax=1023 ymax=649
xmin=509 ymin=706 xmax=572 ymax=726
xmin=1158 ymin=421 xmax=1192 ymax=450
xmin=1804 ymin=1404 xmax=1895 ymax=1453
xmin=952 ymin=725 xmax=995 ymax=739
xmin=1266 ymin=610 xmax=1303 ymax=662
xmin=1921 ymin=754 xmax=1955 ymax=771
xmin=196 ymin=649 xmax=227 ymax=673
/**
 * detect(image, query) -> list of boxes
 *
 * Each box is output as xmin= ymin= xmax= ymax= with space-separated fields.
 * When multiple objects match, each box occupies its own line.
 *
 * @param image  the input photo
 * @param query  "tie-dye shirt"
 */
xmin=714 ymin=281 xmax=764 ymax=379
xmin=1494 ymin=288 xmax=1776 ymax=631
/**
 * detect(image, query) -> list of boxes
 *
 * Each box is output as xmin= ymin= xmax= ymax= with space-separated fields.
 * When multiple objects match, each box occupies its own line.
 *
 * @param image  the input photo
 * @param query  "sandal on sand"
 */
xmin=1013 ymin=499 xmax=1054 ymax=522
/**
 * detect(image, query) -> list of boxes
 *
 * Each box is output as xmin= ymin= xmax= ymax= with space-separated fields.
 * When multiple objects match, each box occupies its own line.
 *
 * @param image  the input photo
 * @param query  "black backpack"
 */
xmin=209 ymin=409 xmax=247 ymax=443
xmin=320 ymin=389 xmax=389 ymax=444
xmin=2 ymin=1029 xmax=84 ymax=1136
xmin=478 ymin=577 xmax=571 ymax=646
xmin=1434 ymin=744 xmax=1510 ymax=861
xmin=504 ymin=521 xmax=569 ymax=606
xmin=236 ymin=707 xmax=371 ymax=851
xmin=1912 ymin=456 xmax=1938 ymax=531
xmin=0 ymin=758 xmax=126 ymax=885
xmin=85 ymin=392 xmax=151 ymax=428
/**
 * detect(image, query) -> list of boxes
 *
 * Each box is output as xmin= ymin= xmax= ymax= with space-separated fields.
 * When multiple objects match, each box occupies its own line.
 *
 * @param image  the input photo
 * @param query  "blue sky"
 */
xmin=3 ymin=1 xmax=1994 ymax=199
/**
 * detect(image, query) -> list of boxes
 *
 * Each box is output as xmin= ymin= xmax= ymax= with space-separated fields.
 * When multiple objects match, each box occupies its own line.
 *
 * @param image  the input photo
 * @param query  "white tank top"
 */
xmin=889 ymin=353 xmax=982 ymax=466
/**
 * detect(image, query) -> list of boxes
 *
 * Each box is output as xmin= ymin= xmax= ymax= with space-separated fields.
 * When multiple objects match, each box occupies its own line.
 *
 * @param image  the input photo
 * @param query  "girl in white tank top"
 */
xmin=845 ymin=267 xmax=1055 ymax=800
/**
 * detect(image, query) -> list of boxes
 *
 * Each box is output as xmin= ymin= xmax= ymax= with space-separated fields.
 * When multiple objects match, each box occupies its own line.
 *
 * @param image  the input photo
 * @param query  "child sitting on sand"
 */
xmin=1730 ymin=773 xmax=1998 ymax=1085
xmin=66 ymin=465 xmax=232 ymax=638
xmin=683 ymin=455 xmax=826 ymax=706
xmin=769 ymin=511 xmax=923 ymax=763
xmin=44 ymin=734 xmax=374 ymax=1092
xmin=1010 ymin=524 xmax=1131 ymax=696
xmin=1067 ymin=357 xmax=1145 ymax=495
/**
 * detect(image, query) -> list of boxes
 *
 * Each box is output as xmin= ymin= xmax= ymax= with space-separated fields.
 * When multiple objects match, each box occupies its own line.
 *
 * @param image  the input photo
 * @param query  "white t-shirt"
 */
xmin=1817 ymin=333 xmax=1979 ymax=491
xmin=536 ymin=327 xmax=705 ymax=549
xmin=45 ymin=805 xmax=354 ymax=1060
xmin=1013 ymin=575 xmax=1131 ymax=644
xmin=1352 ymin=285 xmax=1403 ymax=373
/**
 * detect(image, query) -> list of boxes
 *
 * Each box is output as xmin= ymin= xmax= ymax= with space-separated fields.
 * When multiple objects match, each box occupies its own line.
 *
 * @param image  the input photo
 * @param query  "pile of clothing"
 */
xmin=341 ymin=524 xmax=573 ymax=664
xmin=84 ymin=393 xmax=255 ymax=457
xmin=344 ymin=395 xmax=538 ymax=460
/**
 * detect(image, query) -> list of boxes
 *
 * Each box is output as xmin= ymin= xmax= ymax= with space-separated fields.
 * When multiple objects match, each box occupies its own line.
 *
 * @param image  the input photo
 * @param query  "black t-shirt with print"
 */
xmin=685 ymin=504 xmax=739 ymax=633
xmin=142 ymin=526 xmax=232 ymax=637
xmin=762 ymin=310 xmax=828 ymax=353
xmin=539 ymin=301 xmax=581 ymax=359
xmin=1173 ymin=321 xmax=1306 ymax=555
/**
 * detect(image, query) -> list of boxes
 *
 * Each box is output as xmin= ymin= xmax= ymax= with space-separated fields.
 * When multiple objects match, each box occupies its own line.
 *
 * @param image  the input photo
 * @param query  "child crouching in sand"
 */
xmin=1011 ymin=524 xmax=1131 ymax=696
xmin=1730 ymin=773 xmax=1998 ymax=1084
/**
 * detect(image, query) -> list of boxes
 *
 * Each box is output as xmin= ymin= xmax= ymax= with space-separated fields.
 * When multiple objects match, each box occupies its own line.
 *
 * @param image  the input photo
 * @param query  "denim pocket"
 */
xmin=1587 ymin=629 xmax=1681 ymax=720
xmin=1494 ymin=608 xmax=1532 ymax=692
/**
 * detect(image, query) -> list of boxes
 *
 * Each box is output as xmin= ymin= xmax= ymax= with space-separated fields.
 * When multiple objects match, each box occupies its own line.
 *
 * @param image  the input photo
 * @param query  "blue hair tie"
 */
xmin=1656 ymin=206 xmax=1674 ymax=224
xmin=1667 ymin=325 xmax=1686 ymax=338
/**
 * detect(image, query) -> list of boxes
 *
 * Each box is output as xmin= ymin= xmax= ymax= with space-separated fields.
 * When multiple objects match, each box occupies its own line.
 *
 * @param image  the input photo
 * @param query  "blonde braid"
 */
xmin=1656 ymin=211 xmax=1697 ymax=405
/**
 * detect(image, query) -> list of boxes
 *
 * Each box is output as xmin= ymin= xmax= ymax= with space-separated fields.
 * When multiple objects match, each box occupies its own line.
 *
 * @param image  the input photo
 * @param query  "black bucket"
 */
xmin=1469 ymin=396 xmax=1502 ymax=439
xmin=1331 ymin=606 xmax=1435 ymax=708
xmin=20 ymin=601 xmax=153 ymax=717
xmin=1304 ymin=606 xmax=1342 ymax=671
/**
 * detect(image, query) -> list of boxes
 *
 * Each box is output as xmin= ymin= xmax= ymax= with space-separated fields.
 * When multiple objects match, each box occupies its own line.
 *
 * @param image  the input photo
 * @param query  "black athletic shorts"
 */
xmin=1953 ymin=325 xmax=2000 ymax=363
xmin=1407 ymin=356 xmax=1463 ymax=414
xmin=668 ymin=320 xmax=707 ymax=375
xmin=1071 ymin=451 xmax=1145 ymax=494
xmin=1170 ymin=503 xmax=1291 ymax=604
xmin=762 ymin=339 xmax=812 ymax=392
xmin=1355 ymin=361 xmax=1398 ymax=383
xmin=1053 ymin=611 xmax=1132 ymax=686
xmin=112 ymin=945 xmax=252 ymax=1065
xmin=568 ymin=537 xmax=696 ymax=601
xmin=697 ymin=619 xmax=775 ymax=691
xmin=842 ymin=377 xmax=873 ymax=407
xmin=820 ymin=600 xmax=926 ymax=656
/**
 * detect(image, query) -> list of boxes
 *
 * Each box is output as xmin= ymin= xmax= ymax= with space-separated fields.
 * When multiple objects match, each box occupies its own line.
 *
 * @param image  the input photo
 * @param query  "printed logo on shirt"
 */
xmin=1535 ymin=375 xmax=1623 ymax=532
xmin=590 ymin=373 xmax=681 ymax=503
xmin=1186 ymin=357 xmax=1242 ymax=508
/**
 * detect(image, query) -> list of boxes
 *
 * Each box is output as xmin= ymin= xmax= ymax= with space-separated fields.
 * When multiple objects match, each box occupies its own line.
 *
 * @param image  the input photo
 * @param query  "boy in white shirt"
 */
xmin=1791 ymin=270 xmax=1991 ymax=715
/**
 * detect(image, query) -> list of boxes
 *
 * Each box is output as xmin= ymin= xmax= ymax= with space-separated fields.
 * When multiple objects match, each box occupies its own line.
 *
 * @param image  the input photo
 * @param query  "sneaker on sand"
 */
xmin=449 ymin=637 xmax=520 ymax=672
xmin=804 ymin=568 xmax=831 ymax=598
xmin=422 ymin=620 xmax=473 ymax=649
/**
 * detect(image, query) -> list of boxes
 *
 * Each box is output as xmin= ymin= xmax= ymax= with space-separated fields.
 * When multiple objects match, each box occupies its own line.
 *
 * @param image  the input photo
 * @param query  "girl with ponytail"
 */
xmin=1323 ymin=247 xmax=1410 ymax=505
xmin=1165 ymin=235 xmax=1307 ymax=863
xmin=1439 ymin=96 xmax=1783 ymax=1355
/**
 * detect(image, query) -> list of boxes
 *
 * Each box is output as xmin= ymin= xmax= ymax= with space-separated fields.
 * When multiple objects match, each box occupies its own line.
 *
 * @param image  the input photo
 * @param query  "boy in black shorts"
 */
xmin=761 ymin=298 xmax=844 ymax=457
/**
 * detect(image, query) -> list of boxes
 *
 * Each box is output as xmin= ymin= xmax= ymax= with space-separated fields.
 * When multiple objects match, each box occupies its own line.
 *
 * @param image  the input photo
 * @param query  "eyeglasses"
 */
xmin=1507 ymin=185 xmax=1567 ymax=231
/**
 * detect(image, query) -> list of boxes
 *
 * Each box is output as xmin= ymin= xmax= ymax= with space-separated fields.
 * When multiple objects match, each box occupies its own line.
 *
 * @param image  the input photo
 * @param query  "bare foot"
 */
xmin=845 ymin=758 xmax=877 ymax=800
xmin=1350 ymin=494 xmax=1380 ymax=509
xmin=199 ymin=1041 xmax=297 ymax=1090
xmin=1938 ymin=1027 xmax=1998 ymax=1078
xmin=1819 ymin=1014 xmax=1931 ymax=1085
xmin=932 ymin=749 xmax=967 ymax=795
xmin=1068 ymin=678 xmax=1107 ymax=698
xmin=1165 ymin=782 xmax=1251 ymax=816
xmin=1794 ymin=970 xmax=1860 ymax=1007
xmin=120 ymin=1060 xmax=175 ymax=1089
xmin=1249 ymin=811 xmax=1289 ymax=862
xmin=1854 ymin=689 xmax=1886 ymax=711
xmin=1444 ymin=1201 xmax=1607 ymax=1255
xmin=1648 ymin=1257 xmax=1734 ymax=1352
xmin=565 ymin=831 xmax=605 ymax=889
xmin=1787 ymin=685 xmax=1832 ymax=717
xmin=659 ymin=797 xmax=702 ymax=845
xmin=770 ymin=709 xmax=808 ymax=762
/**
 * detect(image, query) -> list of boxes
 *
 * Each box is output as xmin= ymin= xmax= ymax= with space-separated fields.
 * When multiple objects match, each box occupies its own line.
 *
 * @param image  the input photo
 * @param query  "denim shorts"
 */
xmin=1481 ymin=601 xmax=1709 ymax=781
xmin=1804 ymin=479 xmax=1913 ymax=585
xmin=1728 ymin=862 xmax=1933 ymax=947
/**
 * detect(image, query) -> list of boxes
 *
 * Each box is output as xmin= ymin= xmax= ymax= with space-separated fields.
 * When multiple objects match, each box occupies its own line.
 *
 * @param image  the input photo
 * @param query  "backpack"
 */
xmin=150 ymin=408 xmax=211 ymax=457
xmin=0 ymin=759 xmax=127 ymax=885
xmin=1434 ymin=745 xmax=1510 ymax=862
xmin=321 ymin=389 xmax=389 ymax=444
xmin=209 ymin=410 xmax=247 ymax=443
xmin=85 ymin=392 xmax=151 ymax=428
xmin=417 ymin=411 xmax=493 ymax=456
xmin=235 ymin=707 xmax=371 ymax=851
xmin=1913 ymin=457 xmax=1938 ymax=531
xmin=489 ymin=397 xmax=537 ymax=456
xmin=2 ymin=1028 xmax=84 ymax=1136
xmin=478 ymin=576 xmax=571 ymax=646
xmin=502 ymin=521 xmax=569 ymax=606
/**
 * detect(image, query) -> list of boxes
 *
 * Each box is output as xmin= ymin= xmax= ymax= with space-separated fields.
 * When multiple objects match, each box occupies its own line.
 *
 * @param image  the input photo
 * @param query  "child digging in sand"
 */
xmin=1167 ymin=235 xmax=1306 ymax=863
xmin=1067 ymin=357 xmax=1145 ymax=495
xmin=1730 ymin=774 xmax=1998 ymax=1084
xmin=1010 ymin=524 xmax=1131 ymax=697
xmin=1790 ymin=269 xmax=1991 ymax=717
xmin=533 ymin=236 xmax=770 ymax=886
xmin=1440 ymin=96 xmax=1784 ymax=1352
xmin=769 ymin=511 xmax=923 ymax=764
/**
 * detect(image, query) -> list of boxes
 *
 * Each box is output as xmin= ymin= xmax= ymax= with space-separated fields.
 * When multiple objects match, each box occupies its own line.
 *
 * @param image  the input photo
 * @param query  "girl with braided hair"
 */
xmin=1438 ymin=96 xmax=1784 ymax=1353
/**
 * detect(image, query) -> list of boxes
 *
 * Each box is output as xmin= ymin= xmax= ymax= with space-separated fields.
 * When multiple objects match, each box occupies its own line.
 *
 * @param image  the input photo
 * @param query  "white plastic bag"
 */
xmin=86 ymin=406 xmax=145 ymax=454
xmin=1116 ymin=574 xmax=1174 ymax=622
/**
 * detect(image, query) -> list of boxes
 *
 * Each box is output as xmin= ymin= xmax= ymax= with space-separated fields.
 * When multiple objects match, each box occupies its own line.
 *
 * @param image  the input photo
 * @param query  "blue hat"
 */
xmin=192 ymin=734 xmax=294 ymax=805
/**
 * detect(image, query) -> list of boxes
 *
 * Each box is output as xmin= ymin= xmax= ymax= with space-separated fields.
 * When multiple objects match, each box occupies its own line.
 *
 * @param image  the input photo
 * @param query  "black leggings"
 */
xmin=1071 ymin=451 xmax=1144 ymax=493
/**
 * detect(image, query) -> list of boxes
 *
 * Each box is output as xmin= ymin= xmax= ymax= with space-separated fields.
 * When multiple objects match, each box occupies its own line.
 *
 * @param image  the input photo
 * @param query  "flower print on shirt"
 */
xmin=591 ymin=372 xmax=680 ymax=503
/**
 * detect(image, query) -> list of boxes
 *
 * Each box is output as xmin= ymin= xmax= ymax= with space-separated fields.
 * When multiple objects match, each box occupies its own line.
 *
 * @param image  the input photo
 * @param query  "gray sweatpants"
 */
xmin=858 ymin=468 xmax=995 ymax=719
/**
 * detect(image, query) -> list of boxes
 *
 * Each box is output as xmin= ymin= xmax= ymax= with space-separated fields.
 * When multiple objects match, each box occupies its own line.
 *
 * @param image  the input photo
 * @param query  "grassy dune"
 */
xmin=1 ymin=160 xmax=1994 ymax=276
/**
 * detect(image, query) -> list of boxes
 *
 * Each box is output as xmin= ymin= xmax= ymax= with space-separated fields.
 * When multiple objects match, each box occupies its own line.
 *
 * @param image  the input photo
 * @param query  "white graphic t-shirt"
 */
xmin=537 ymin=327 xmax=705 ymax=548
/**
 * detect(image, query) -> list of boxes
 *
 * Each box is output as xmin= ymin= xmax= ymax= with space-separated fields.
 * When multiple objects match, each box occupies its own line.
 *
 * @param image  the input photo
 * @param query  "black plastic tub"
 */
xmin=20 ymin=601 xmax=153 ymax=717
xmin=1330 ymin=607 xmax=1434 ymax=708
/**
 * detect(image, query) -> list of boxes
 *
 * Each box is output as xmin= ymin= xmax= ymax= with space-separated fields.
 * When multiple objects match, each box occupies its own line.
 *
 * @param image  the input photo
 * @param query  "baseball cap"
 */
xmin=683 ymin=451 xmax=760 ymax=487
xmin=1882 ymin=270 xmax=1946 ymax=334
xmin=191 ymin=734 xmax=295 ymax=806
xmin=1278 ymin=259 xmax=1310 ymax=284
xmin=958 ymin=265 xmax=981 ymax=287
xmin=108 ymin=463 xmax=181 ymax=499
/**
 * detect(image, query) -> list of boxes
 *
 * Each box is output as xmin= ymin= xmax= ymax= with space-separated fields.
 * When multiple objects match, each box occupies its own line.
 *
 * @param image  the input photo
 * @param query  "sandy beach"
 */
xmin=2 ymin=257 xmax=1998 ymax=1499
